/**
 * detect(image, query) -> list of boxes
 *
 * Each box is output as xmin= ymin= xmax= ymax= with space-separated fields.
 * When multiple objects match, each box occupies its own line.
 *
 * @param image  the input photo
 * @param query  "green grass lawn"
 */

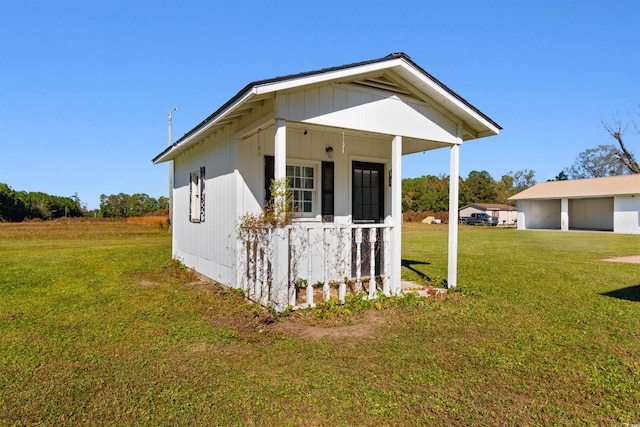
xmin=1 ymin=220 xmax=638 ymax=425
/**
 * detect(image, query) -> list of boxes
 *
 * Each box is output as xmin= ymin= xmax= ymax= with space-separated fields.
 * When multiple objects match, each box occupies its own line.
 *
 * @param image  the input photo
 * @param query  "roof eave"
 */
xmin=153 ymin=87 xmax=258 ymax=164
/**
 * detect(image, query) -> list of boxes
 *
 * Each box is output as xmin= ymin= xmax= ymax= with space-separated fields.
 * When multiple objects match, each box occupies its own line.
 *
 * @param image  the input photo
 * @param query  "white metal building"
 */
xmin=508 ymin=175 xmax=640 ymax=234
xmin=153 ymin=53 xmax=501 ymax=310
xmin=458 ymin=203 xmax=517 ymax=225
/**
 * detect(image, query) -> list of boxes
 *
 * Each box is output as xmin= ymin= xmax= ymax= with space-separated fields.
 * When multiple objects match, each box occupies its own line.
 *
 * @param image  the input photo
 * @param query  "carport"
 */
xmin=509 ymin=175 xmax=640 ymax=234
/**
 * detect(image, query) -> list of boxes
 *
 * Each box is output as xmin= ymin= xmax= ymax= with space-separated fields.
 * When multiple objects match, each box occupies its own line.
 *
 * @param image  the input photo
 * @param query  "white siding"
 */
xmin=173 ymin=127 xmax=239 ymax=286
xmin=614 ymin=196 xmax=640 ymax=234
xmin=243 ymin=125 xmax=392 ymax=223
xmin=277 ymin=84 xmax=457 ymax=144
xmin=494 ymin=210 xmax=517 ymax=225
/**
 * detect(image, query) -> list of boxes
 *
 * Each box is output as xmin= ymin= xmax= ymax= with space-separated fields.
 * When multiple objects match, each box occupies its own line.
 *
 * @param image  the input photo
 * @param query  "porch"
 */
xmin=238 ymin=222 xmax=397 ymax=310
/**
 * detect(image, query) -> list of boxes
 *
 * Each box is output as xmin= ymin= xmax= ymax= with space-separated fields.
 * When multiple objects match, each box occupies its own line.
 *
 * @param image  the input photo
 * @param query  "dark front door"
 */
xmin=352 ymin=162 xmax=384 ymax=278
xmin=352 ymin=162 xmax=384 ymax=224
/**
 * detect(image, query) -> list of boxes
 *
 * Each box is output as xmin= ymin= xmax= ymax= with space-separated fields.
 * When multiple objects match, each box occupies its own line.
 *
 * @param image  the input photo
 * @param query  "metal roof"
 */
xmin=508 ymin=175 xmax=640 ymax=200
xmin=153 ymin=53 xmax=502 ymax=164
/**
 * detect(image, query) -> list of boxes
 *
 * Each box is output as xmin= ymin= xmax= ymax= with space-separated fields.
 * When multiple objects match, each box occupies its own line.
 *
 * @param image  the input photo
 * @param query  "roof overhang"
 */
xmin=153 ymin=53 xmax=501 ymax=164
xmin=509 ymin=175 xmax=640 ymax=200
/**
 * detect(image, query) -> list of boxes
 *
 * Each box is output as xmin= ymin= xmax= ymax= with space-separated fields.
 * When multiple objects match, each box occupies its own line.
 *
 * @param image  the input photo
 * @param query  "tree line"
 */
xmin=0 ymin=183 xmax=168 ymax=222
xmin=402 ymin=169 xmax=536 ymax=213
xmin=0 ymin=183 xmax=84 ymax=222
xmin=98 ymin=193 xmax=168 ymax=218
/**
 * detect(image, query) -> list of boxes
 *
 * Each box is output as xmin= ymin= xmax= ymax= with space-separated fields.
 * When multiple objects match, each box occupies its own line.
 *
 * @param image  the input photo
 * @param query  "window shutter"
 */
xmin=264 ymin=155 xmax=274 ymax=205
xmin=321 ymin=161 xmax=334 ymax=221
xmin=199 ymin=166 xmax=205 ymax=222
xmin=189 ymin=172 xmax=194 ymax=222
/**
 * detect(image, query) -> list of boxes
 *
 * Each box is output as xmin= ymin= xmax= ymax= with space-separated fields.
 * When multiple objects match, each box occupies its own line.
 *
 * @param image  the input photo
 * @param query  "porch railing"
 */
xmin=238 ymin=222 xmax=393 ymax=310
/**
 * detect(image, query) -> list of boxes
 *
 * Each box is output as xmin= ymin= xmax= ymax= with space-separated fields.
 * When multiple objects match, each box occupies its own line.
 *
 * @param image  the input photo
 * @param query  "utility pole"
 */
xmin=168 ymin=107 xmax=178 ymax=230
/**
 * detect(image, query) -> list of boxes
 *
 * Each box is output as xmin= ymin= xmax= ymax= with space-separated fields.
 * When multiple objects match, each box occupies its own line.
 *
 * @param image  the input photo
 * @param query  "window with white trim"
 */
xmin=286 ymin=164 xmax=316 ymax=216
xmin=189 ymin=167 xmax=205 ymax=223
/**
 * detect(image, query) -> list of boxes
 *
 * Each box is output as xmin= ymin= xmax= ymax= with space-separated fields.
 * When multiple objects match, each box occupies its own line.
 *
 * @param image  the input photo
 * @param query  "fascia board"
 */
xmin=252 ymin=59 xmax=406 ymax=95
xmin=397 ymin=64 xmax=501 ymax=137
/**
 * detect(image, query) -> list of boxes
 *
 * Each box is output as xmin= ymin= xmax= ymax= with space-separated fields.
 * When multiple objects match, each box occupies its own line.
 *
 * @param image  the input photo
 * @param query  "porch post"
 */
xmin=561 ymin=198 xmax=569 ymax=231
xmin=447 ymin=130 xmax=462 ymax=289
xmin=274 ymin=119 xmax=287 ymax=198
xmin=271 ymin=119 xmax=289 ymax=310
xmin=390 ymin=135 xmax=402 ymax=295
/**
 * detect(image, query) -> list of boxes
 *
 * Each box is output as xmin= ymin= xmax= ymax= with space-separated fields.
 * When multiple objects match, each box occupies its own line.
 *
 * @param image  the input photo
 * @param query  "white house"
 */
xmin=458 ymin=203 xmax=517 ymax=225
xmin=508 ymin=175 xmax=640 ymax=234
xmin=153 ymin=53 xmax=501 ymax=310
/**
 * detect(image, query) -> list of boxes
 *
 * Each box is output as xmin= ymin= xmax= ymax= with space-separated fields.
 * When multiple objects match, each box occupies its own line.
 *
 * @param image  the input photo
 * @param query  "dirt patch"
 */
xmin=601 ymin=255 xmax=640 ymax=264
xmin=269 ymin=310 xmax=390 ymax=340
xmin=210 ymin=305 xmax=391 ymax=342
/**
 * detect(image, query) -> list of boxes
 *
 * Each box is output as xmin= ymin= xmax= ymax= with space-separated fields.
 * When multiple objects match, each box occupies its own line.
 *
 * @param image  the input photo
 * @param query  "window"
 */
xmin=286 ymin=164 xmax=315 ymax=215
xmin=190 ymin=167 xmax=205 ymax=222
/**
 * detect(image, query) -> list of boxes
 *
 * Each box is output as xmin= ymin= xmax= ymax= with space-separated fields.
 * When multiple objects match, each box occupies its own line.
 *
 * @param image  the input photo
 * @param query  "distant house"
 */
xmin=458 ymin=203 xmax=517 ymax=226
xmin=508 ymin=175 xmax=640 ymax=234
xmin=152 ymin=53 xmax=501 ymax=310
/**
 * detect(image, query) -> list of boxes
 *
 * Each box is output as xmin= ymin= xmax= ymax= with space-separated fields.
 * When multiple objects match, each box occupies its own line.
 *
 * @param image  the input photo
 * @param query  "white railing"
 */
xmin=238 ymin=222 xmax=393 ymax=309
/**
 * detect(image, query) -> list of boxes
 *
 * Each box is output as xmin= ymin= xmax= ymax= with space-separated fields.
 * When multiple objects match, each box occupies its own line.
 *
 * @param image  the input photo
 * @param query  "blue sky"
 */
xmin=1 ymin=0 xmax=638 ymax=210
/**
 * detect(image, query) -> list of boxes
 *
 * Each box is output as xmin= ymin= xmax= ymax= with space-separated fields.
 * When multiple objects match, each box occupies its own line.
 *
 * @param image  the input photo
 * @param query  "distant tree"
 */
xmin=0 ymin=184 xmax=83 ymax=221
xmin=496 ymin=169 xmax=537 ymax=203
xmin=402 ymin=175 xmax=449 ymax=212
xmin=460 ymin=170 xmax=497 ymax=205
xmin=564 ymin=104 xmax=639 ymax=179
xmin=601 ymin=106 xmax=639 ymax=174
xmin=0 ymin=183 xmax=28 ymax=221
xmin=552 ymin=171 xmax=569 ymax=181
xmin=99 ymin=193 xmax=167 ymax=218
xmin=565 ymin=144 xmax=628 ymax=178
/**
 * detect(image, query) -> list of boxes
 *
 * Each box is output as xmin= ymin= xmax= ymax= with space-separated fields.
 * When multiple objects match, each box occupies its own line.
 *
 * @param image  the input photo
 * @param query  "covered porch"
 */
xmin=236 ymin=118 xmax=467 ymax=311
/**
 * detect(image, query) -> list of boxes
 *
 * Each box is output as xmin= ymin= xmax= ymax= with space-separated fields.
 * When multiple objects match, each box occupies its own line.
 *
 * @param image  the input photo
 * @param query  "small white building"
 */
xmin=458 ymin=203 xmax=517 ymax=225
xmin=508 ymin=175 xmax=640 ymax=234
xmin=153 ymin=53 xmax=501 ymax=310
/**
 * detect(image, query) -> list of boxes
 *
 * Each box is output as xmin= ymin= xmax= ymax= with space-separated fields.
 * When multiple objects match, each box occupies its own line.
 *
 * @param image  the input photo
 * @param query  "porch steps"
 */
xmin=401 ymin=281 xmax=446 ymax=298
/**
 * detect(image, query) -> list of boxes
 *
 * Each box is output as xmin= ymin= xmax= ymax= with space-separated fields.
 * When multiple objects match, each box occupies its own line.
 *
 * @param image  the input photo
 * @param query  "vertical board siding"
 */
xmin=173 ymin=126 xmax=238 ymax=285
xmin=614 ymin=196 xmax=640 ymax=234
xmin=279 ymin=83 xmax=457 ymax=143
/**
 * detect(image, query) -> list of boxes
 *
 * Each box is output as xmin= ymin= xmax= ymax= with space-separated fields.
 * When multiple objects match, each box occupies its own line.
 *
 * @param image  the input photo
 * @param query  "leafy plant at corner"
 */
xmin=236 ymin=178 xmax=293 ymax=239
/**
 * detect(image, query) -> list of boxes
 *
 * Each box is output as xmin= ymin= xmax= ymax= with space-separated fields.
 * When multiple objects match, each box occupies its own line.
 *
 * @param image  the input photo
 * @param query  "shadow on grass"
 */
xmin=601 ymin=284 xmax=640 ymax=302
xmin=401 ymin=259 xmax=431 ymax=281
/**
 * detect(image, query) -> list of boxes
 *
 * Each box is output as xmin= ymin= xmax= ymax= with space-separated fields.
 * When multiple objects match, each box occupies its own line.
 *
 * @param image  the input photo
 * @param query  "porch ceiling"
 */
xmin=283 ymin=121 xmax=450 ymax=155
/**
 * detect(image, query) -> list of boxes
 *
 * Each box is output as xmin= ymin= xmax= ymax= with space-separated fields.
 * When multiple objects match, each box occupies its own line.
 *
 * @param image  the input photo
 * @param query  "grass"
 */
xmin=1 ymin=219 xmax=639 ymax=425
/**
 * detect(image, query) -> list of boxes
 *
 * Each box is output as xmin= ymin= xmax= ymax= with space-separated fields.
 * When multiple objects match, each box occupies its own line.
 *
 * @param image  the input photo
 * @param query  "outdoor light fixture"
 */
xmin=325 ymin=146 xmax=334 ymax=158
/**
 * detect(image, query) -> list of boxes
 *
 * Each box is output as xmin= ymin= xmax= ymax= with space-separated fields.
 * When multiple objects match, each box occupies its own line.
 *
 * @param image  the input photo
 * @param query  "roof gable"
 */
xmin=153 ymin=53 xmax=501 ymax=164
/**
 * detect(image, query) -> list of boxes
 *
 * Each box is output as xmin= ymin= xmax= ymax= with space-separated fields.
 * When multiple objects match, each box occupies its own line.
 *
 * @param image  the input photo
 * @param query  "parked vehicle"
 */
xmin=460 ymin=212 xmax=499 ymax=226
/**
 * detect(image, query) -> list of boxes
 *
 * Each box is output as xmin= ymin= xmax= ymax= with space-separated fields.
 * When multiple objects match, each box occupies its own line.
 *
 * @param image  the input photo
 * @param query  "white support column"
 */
xmin=270 ymin=119 xmax=289 ymax=311
xmin=390 ymin=135 xmax=402 ymax=295
xmin=274 ymin=119 xmax=287 ymax=184
xmin=561 ymin=198 xmax=569 ymax=231
xmin=447 ymin=131 xmax=462 ymax=290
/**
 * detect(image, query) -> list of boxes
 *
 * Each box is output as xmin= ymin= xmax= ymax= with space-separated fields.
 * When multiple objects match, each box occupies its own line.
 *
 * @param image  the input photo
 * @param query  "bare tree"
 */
xmin=601 ymin=106 xmax=640 ymax=174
